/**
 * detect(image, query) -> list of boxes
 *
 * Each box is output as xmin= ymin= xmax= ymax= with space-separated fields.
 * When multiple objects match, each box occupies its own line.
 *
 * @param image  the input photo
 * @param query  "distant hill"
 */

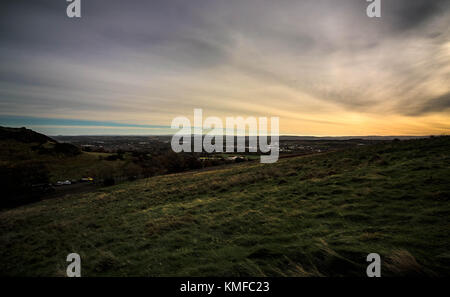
xmin=0 ymin=126 xmax=81 ymax=159
xmin=0 ymin=127 xmax=84 ymax=207
xmin=1 ymin=136 xmax=449 ymax=276
xmin=0 ymin=127 xmax=126 ymax=186
xmin=0 ymin=126 xmax=55 ymax=143
xmin=0 ymin=127 xmax=208 ymax=197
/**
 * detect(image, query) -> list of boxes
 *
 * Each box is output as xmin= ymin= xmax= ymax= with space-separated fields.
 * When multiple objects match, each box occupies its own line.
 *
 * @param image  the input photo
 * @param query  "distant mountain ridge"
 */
xmin=0 ymin=126 xmax=81 ymax=157
xmin=0 ymin=126 xmax=55 ymax=144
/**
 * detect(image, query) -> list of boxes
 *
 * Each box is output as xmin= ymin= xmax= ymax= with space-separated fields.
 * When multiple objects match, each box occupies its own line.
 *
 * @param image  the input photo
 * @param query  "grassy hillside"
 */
xmin=0 ymin=137 xmax=449 ymax=276
xmin=0 ymin=126 xmax=54 ymax=143
xmin=0 ymin=139 xmax=125 ymax=182
xmin=0 ymin=127 xmax=145 ymax=188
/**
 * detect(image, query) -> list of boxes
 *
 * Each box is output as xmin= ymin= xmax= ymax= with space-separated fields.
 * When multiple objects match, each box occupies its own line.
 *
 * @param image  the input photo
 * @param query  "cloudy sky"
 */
xmin=0 ymin=0 xmax=449 ymax=135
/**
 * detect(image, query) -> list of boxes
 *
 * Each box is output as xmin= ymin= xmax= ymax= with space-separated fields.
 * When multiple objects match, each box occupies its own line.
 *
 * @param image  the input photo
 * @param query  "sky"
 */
xmin=0 ymin=0 xmax=449 ymax=136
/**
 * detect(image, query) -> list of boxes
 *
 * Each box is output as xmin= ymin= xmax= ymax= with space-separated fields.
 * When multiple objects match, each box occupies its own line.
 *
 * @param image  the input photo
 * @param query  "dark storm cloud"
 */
xmin=2 ymin=0 xmax=445 ymax=59
xmin=406 ymin=92 xmax=450 ymax=116
xmin=382 ymin=0 xmax=450 ymax=31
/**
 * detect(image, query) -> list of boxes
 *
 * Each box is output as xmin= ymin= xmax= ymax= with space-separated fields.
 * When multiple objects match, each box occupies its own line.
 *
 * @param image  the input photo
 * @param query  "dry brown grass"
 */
xmin=384 ymin=250 xmax=427 ymax=276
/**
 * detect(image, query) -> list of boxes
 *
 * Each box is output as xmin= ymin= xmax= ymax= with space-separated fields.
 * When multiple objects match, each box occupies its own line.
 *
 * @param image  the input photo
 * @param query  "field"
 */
xmin=0 ymin=138 xmax=127 ymax=183
xmin=0 ymin=137 xmax=449 ymax=276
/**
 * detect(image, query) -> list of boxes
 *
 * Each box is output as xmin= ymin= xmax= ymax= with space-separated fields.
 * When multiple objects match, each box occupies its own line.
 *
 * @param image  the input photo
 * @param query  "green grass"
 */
xmin=0 ymin=139 xmax=129 ymax=182
xmin=45 ymin=152 xmax=126 ymax=182
xmin=1 ymin=137 xmax=449 ymax=276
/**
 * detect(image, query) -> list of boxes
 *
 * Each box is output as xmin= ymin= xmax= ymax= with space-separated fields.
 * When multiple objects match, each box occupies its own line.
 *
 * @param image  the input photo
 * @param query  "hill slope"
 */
xmin=0 ymin=126 xmax=83 ymax=172
xmin=0 ymin=127 xmax=129 ymax=187
xmin=0 ymin=126 xmax=55 ymax=143
xmin=1 ymin=137 xmax=449 ymax=276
